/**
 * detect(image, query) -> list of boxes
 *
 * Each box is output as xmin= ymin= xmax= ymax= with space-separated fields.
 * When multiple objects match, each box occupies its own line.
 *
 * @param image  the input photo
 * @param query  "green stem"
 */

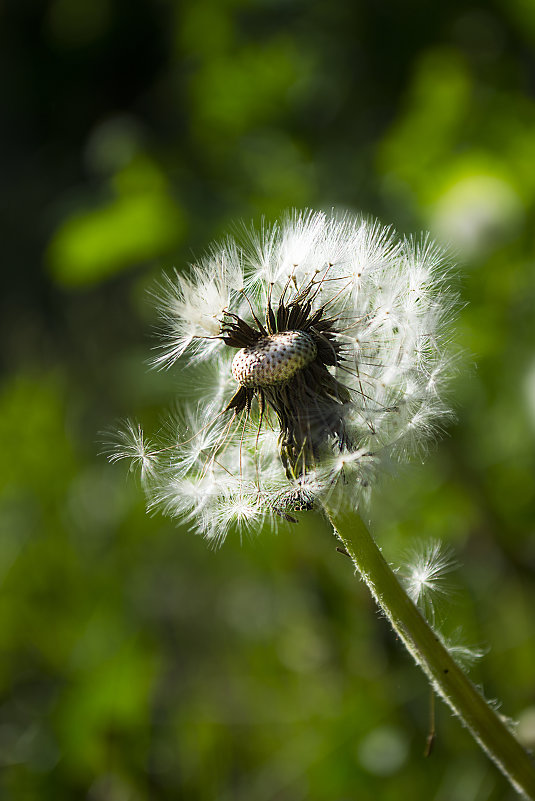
xmin=323 ymin=501 xmax=535 ymax=800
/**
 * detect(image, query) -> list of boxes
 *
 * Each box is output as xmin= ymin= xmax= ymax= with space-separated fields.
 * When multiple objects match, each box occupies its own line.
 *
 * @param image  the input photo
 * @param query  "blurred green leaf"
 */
xmin=47 ymin=157 xmax=186 ymax=287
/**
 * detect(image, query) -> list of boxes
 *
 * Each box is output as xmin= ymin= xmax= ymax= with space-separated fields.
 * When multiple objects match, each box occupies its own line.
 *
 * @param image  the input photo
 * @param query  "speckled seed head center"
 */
xmin=231 ymin=330 xmax=317 ymax=388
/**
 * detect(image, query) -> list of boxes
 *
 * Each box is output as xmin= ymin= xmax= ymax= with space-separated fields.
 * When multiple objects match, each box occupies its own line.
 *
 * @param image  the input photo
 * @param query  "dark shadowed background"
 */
xmin=1 ymin=1 xmax=535 ymax=799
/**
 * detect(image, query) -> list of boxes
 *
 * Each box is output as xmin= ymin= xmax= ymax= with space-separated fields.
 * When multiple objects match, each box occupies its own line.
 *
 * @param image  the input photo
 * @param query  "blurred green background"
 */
xmin=2 ymin=1 xmax=535 ymax=799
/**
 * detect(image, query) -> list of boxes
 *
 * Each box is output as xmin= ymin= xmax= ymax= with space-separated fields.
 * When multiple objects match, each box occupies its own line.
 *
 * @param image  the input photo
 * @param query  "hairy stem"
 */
xmin=323 ymin=502 xmax=535 ymax=800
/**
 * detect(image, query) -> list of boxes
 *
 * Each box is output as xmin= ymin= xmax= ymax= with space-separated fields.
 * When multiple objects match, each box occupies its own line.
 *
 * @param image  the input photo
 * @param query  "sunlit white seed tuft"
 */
xmin=400 ymin=540 xmax=458 ymax=624
xmin=231 ymin=330 xmax=317 ymax=388
xmin=107 ymin=210 xmax=458 ymax=540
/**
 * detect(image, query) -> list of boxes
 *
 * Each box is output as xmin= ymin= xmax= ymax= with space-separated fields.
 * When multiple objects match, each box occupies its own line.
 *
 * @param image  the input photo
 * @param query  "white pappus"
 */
xmin=108 ymin=209 xmax=458 ymax=542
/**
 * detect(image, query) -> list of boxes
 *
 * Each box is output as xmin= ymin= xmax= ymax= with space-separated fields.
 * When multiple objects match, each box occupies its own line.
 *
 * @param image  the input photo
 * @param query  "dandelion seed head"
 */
xmin=107 ymin=209 xmax=458 ymax=540
xmin=231 ymin=330 xmax=318 ymax=388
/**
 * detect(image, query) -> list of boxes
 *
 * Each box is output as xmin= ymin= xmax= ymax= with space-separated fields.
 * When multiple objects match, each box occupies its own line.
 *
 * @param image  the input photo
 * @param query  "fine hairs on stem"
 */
xmin=324 ymin=505 xmax=535 ymax=800
xmin=106 ymin=209 xmax=535 ymax=798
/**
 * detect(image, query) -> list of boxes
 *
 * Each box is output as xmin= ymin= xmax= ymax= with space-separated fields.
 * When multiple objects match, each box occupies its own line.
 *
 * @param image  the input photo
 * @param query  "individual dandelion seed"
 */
xmin=108 ymin=209 xmax=457 ymax=538
xmin=400 ymin=539 xmax=458 ymax=624
xmin=105 ymin=420 xmax=159 ymax=483
xmin=440 ymin=629 xmax=486 ymax=670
